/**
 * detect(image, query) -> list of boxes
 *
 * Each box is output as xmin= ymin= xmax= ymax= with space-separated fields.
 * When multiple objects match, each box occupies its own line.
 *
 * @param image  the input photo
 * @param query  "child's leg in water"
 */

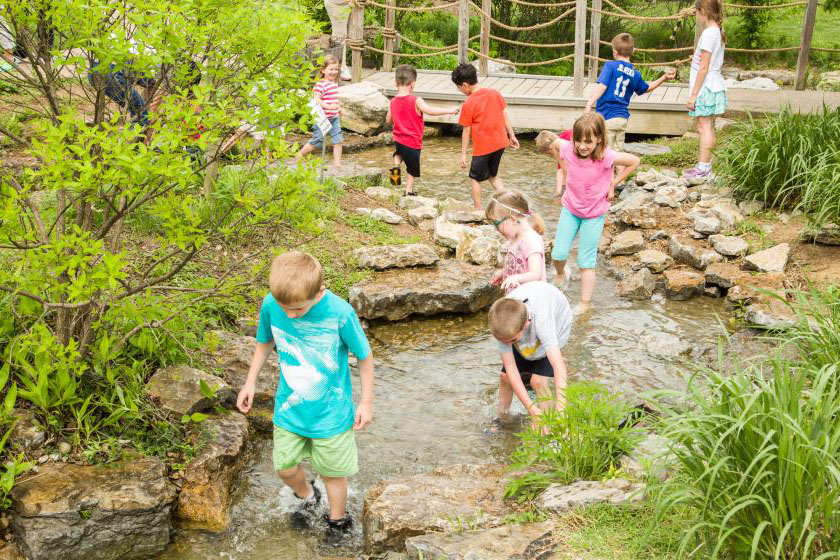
xmin=551 ymin=207 xmax=581 ymax=290
xmin=528 ymin=374 xmax=552 ymax=412
xmin=575 ymin=214 xmax=606 ymax=313
xmin=498 ymin=372 xmax=514 ymax=415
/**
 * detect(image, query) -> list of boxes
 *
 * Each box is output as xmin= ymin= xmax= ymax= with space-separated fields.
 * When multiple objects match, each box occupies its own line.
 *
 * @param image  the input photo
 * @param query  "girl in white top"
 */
xmin=684 ymin=0 xmax=726 ymax=179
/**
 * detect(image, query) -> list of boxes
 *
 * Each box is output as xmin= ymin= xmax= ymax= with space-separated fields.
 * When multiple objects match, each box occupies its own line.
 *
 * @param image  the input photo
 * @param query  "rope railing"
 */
xmin=348 ymin=0 xmax=838 ymax=90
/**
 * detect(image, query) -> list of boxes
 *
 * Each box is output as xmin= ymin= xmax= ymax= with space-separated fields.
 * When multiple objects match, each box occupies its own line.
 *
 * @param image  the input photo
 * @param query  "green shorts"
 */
xmin=272 ymin=426 xmax=358 ymax=478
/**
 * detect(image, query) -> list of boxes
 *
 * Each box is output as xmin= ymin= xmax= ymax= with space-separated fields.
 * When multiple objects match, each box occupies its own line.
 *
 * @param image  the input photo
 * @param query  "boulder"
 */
xmin=726 ymin=274 xmax=785 ymax=305
xmin=704 ymin=262 xmax=745 ymax=289
xmin=633 ymin=169 xmax=662 ymax=186
xmin=407 ymin=206 xmax=437 ymax=230
xmin=470 ymin=58 xmax=515 ymax=74
xmin=207 ymin=330 xmax=280 ymax=431
xmin=538 ymin=479 xmax=644 ymax=513
xmin=654 ymin=194 xmax=679 ymax=208
xmin=709 ymin=200 xmax=744 ymax=230
xmin=743 ymin=297 xmax=797 ymax=330
xmin=370 ymin=208 xmax=403 ymax=225
xmin=349 ymin=260 xmax=502 ymax=321
xmin=657 ymin=184 xmax=688 ymax=202
xmin=356 ymin=207 xmax=372 ymax=217
xmin=668 ymin=236 xmax=722 ymax=270
xmin=9 ymin=409 xmax=45 ymax=452
xmin=724 ymin=76 xmax=780 ymax=91
xmin=743 ymin=243 xmax=790 ymax=274
xmin=693 ymin=215 xmax=721 ymax=235
xmin=11 ymin=458 xmax=177 ymax=560
xmin=457 ymin=235 xmax=502 ymax=267
xmin=623 ymin=143 xmax=671 ymax=156
xmin=176 ymin=413 xmax=250 ymax=531
xmin=663 ymin=269 xmax=705 ymax=300
xmin=337 ymin=81 xmax=390 ymax=135
xmin=0 ymin=543 xmax=23 ymax=560
xmin=433 ymin=217 xmax=475 ymax=249
xmin=146 ymin=365 xmax=233 ymax=419
xmin=617 ymin=268 xmax=655 ymax=300
xmin=802 ymin=223 xmax=840 ymax=246
xmin=738 ymin=68 xmax=795 ymax=85
xmin=609 ymin=230 xmax=644 ymax=257
xmin=709 ymin=234 xmax=749 ymax=257
xmin=365 ymin=186 xmax=395 ymax=202
xmin=613 ymin=191 xmax=657 ymax=229
xmin=354 ymin=244 xmax=439 ymax=270
xmin=634 ymin=249 xmax=674 ymax=274
xmin=704 ymin=285 xmax=722 ymax=297
xmin=405 ymin=522 xmax=558 ymax=560
xmin=398 ymin=195 xmax=438 ymax=210
xmin=363 ymin=464 xmax=508 ymax=553
xmin=440 ymin=205 xmax=486 ymax=224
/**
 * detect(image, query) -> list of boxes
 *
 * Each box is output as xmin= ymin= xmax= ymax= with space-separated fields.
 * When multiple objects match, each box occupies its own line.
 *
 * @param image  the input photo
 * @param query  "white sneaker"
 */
xmin=340 ymin=66 xmax=352 ymax=81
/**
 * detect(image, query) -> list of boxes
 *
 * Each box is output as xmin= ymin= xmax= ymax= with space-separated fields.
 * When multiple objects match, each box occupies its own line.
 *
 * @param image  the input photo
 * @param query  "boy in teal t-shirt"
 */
xmin=236 ymin=251 xmax=374 ymax=540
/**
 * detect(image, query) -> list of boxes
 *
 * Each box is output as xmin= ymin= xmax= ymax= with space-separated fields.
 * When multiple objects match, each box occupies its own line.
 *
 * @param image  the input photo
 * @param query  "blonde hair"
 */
xmin=395 ymin=64 xmax=417 ymax=86
xmin=488 ymin=298 xmax=528 ymax=342
xmin=572 ymin=113 xmax=607 ymax=160
xmin=319 ymin=54 xmax=340 ymax=79
xmin=611 ymin=33 xmax=635 ymax=57
xmin=535 ymin=130 xmax=559 ymax=154
xmin=695 ymin=0 xmax=726 ymax=43
xmin=485 ymin=189 xmax=546 ymax=235
xmin=269 ymin=251 xmax=325 ymax=305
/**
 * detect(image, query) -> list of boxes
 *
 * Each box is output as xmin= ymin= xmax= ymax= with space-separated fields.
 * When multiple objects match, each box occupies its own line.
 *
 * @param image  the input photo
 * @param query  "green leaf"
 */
xmin=189 ymin=412 xmax=208 ymax=423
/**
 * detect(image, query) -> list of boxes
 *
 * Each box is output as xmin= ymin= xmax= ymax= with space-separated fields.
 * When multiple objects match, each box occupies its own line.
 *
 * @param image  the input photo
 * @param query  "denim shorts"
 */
xmin=551 ymin=206 xmax=606 ymax=269
xmin=308 ymin=116 xmax=343 ymax=148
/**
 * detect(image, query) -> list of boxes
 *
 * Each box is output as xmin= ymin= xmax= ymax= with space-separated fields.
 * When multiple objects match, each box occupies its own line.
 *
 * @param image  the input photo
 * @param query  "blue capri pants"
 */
xmin=551 ymin=207 xmax=606 ymax=269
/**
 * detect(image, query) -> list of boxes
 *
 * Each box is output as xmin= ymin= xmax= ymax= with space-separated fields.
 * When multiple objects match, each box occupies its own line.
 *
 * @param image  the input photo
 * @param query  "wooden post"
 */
xmin=383 ymin=0 xmax=396 ymax=72
xmin=587 ymin=0 xmax=602 ymax=83
xmin=479 ymin=0 xmax=490 ymax=75
xmin=458 ymin=0 xmax=469 ymax=64
xmin=349 ymin=3 xmax=364 ymax=82
xmin=795 ymin=0 xmax=819 ymax=90
xmin=573 ymin=0 xmax=587 ymax=96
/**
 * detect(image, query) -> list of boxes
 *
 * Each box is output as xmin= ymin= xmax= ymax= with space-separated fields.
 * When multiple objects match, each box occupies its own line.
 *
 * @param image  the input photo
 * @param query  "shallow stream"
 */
xmin=161 ymin=137 xmax=727 ymax=559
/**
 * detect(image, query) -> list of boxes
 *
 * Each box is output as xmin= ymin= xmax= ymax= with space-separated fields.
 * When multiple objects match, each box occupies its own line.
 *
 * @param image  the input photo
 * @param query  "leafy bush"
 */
xmin=717 ymin=108 xmax=840 ymax=226
xmin=653 ymin=359 xmax=840 ymax=559
xmin=505 ymin=382 xmax=644 ymax=500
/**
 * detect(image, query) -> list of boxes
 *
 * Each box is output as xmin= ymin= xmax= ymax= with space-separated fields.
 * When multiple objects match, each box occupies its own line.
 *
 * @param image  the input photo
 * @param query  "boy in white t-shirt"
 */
xmin=684 ymin=0 xmax=727 ymax=179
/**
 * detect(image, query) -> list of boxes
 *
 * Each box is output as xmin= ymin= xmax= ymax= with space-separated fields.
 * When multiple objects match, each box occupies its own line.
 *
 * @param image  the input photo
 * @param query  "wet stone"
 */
xmin=704 ymin=285 xmax=722 ymax=298
xmin=609 ymin=230 xmax=644 ymax=257
xmin=743 ymin=298 xmax=797 ymax=330
xmin=709 ymin=234 xmax=749 ymax=258
xmin=617 ymin=268 xmax=655 ymax=300
xmin=634 ymin=249 xmax=674 ymax=274
xmin=538 ymin=479 xmax=644 ymax=512
xmin=349 ymin=260 xmax=502 ymax=321
xmin=146 ymin=365 xmax=233 ymax=419
xmin=743 ymin=243 xmax=790 ymax=274
xmin=668 ymin=236 xmax=722 ymax=270
xmin=353 ymin=244 xmax=439 ymax=270
xmin=664 ymin=269 xmax=705 ymax=300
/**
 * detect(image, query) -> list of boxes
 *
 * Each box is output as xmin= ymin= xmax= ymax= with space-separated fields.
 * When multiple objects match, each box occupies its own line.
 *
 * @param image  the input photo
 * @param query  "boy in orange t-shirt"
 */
xmin=452 ymin=63 xmax=519 ymax=209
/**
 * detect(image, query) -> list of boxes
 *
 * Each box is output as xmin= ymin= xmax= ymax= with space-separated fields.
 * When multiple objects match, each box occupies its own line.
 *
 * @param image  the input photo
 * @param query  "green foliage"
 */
xmin=775 ymin=287 xmax=840 ymax=370
xmin=645 ymin=136 xmax=701 ymax=169
xmin=0 ymin=362 xmax=32 ymax=511
xmin=505 ymin=382 xmax=644 ymax=500
xmin=344 ymin=214 xmax=419 ymax=245
xmin=652 ymin=359 xmax=840 ymax=559
xmin=717 ymin=108 xmax=840 ymax=226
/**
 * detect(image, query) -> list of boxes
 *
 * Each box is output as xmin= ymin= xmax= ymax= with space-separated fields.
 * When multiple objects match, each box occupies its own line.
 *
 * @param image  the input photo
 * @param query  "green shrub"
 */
xmin=775 ymin=286 xmax=840 ymax=370
xmin=505 ymin=382 xmax=643 ymax=501
xmin=717 ymin=108 xmax=840 ymax=226
xmin=652 ymin=359 xmax=840 ymax=559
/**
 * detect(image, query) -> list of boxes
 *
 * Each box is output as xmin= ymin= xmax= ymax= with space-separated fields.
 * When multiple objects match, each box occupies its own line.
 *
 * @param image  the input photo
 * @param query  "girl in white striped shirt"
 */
xmin=296 ymin=55 xmax=344 ymax=167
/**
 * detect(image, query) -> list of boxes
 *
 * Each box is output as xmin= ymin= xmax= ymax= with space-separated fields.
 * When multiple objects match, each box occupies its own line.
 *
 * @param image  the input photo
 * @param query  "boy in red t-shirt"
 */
xmin=385 ymin=64 xmax=459 ymax=196
xmin=452 ymin=63 xmax=519 ymax=209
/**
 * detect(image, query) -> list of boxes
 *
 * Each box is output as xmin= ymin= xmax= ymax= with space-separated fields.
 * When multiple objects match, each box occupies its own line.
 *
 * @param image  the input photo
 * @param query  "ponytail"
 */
xmin=530 ymin=212 xmax=546 ymax=235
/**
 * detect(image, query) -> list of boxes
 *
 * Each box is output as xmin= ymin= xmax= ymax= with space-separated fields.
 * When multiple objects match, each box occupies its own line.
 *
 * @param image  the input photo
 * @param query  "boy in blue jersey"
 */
xmin=584 ymin=33 xmax=676 ymax=150
xmin=236 ymin=251 xmax=374 ymax=541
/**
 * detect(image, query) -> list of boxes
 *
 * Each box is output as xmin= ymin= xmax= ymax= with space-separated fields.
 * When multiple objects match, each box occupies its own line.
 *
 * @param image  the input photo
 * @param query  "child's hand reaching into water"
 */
xmin=490 ymin=269 xmax=504 ymax=286
xmin=501 ymin=274 xmax=521 ymax=291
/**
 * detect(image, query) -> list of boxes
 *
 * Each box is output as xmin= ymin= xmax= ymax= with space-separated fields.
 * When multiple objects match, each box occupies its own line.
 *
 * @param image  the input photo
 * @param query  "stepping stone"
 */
xmin=623 ymin=143 xmax=672 ymax=156
xmin=743 ymin=243 xmax=790 ymax=274
xmin=538 ymin=479 xmax=644 ymax=512
xmin=353 ymin=244 xmax=439 ymax=270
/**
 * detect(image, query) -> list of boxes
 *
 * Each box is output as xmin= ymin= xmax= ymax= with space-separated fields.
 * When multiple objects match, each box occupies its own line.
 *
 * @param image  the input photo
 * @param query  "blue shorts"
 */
xmin=551 ymin=207 xmax=605 ymax=269
xmin=308 ymin=116 xmax=343 ymax=148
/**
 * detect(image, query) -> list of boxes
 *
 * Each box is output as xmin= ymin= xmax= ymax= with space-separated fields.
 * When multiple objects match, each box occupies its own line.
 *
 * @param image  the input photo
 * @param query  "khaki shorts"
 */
xmin=605 ymin=117 xmax=628 ymax=151
xmin=273 ymin=426 xmax=358 ymax=478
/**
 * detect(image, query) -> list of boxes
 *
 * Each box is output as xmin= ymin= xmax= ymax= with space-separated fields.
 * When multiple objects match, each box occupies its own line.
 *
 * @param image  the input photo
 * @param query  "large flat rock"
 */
xmin=405 ymin=521 xmax=558 ymax=560
xmin=11 ymin=458 xmax=177 ymax=560
xmin=363 ymin=464 xmax=508 ymax=553
xmin=353 ymin=244 xmax=439 ymax=270
xmin=146 ymin=365 xmax=233 ymax=418
xmin=349 ymin=260 xmax=502 ymax=321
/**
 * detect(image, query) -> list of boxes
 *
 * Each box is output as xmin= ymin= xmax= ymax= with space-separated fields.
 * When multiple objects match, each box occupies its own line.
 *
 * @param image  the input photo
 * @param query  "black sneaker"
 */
xmin=289 ymin=481 xmax=321 ymax=529
xmin=322 ymin=514 xmax=354 ymax=546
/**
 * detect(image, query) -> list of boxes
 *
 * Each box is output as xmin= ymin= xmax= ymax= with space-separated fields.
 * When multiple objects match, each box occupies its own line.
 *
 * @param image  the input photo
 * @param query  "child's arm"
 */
xmin=584 ymin=83 xmax=608 ymax=114
xmin=501 ymin=253 xmax=545 ymax=291
xmin=460 ymin=126 xmax=471 ymax=169
xmin=545 ymin=347 xmax=568 ymax=410
xmin=554 ymin=143 xmax=568 ymax=201
xmin=645 ymin=70 xmax=677 ymax=94
xmin=416 ymin=96 xmax=459 ymax=117
xmin=236 ymin=340 xmax=275 ymax=413
xmin=353 ymin=355 xmax=374 ymax=430
xmin=688 ymin=52 xmax=711 ymax=110
xmin=500 ymin=352 xmax=542 ymax=417
xmin=503 ymin=108 xmax=519 ymax=150
xmin=385 ymin=107 xmax=393 ymax=125
xmin=609 ymin=151 xmax=641 ymax=199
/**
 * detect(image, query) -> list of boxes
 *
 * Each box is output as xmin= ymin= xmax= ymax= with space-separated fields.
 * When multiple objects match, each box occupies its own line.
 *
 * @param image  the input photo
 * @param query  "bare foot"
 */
xmin=553 ymin=267 xmax=572 ymax=291
xmin=573 ymin=301 xmax=591 ymax=315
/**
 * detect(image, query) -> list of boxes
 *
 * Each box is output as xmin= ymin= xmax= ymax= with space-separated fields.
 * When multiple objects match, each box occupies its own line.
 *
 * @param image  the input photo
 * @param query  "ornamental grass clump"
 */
xmin=652 ymin=359 xmax=840 ymax=560
xmin=777 ymin=286 xmax=840 ymax=370
xmin=505 ymin=382 xmax=644 ymax=501
xmin=717 ymin=107 xmax=840 ymax=226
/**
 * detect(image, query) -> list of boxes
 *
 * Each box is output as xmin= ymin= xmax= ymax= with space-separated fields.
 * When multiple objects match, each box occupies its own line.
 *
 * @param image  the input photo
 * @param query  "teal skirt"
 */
xmin=689 ymin=87 xmax=727 ymax=117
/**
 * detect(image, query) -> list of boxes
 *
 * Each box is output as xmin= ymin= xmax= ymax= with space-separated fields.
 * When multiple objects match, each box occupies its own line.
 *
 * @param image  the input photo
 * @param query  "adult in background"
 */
xmin=324 ymin=0 xmax=353 ymax=81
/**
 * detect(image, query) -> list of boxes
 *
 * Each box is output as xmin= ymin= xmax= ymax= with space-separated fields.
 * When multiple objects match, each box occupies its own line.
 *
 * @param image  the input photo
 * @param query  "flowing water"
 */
xmin=162 ymin=137 xmax=727 ymax=559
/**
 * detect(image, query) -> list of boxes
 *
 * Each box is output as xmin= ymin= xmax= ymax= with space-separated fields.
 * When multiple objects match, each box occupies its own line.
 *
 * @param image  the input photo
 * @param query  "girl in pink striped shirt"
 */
xmin=296 ymin=55 xmax=344 ymax=167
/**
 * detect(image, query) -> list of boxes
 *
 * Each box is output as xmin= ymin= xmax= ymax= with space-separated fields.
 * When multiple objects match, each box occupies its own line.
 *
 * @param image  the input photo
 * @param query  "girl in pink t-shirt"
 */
xmin=552 ymin=113 xmax=639 ymax=313
xmin=485 ymin=190 xmax=547 ymax=294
